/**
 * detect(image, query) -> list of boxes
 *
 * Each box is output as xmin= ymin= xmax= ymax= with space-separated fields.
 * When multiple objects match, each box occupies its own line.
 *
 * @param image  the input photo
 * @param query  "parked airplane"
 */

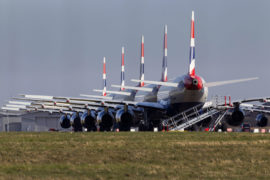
xmin=3 ymin=11 xmax=267 ymax=131
xmin=9 ymin=35 xmax=155 ymax=131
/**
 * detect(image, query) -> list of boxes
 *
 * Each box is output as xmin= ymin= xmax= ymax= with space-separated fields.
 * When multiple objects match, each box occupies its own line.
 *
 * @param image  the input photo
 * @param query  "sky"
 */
xmin=0 ymin=0 xmax=270 ymax=105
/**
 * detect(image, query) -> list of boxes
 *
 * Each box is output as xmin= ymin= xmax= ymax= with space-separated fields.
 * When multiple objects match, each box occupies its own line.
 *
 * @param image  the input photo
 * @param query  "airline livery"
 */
xmin=2 ymin=11 xmax=268 ymax=132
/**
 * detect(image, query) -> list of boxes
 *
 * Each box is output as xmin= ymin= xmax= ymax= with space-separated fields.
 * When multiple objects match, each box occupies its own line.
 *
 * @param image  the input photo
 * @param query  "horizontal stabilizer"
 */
xmin=80 ymin=94 xmax=113 ymax=100
xmin=111 ymin=85 xmax=153 ymax=92
xmin=93 ymin=89 xmax=131 ymax=96
xmin=205 ymin=77 xmax=258 ymax=88
xmin=131 ymin=79 xmax=178 ymax=87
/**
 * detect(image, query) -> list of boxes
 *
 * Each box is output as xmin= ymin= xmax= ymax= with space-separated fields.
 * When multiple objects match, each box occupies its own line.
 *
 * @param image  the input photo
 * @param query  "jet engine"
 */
xmin=115 ymin=106 xmax=135 ymax=131
xmin=81 ymin=110 xmax=97 ymax=131
xmin=256 ymin=114 xmax=268 ymax=127
xmin=97 ymin=108 xmax=114 ymax=131
xmin=226 ymin=107 xmax=245 ymax=126
xmin=59 ymin=114 xmax=71 ymax=129
xmin=70 ymin=112 xmax=83 ymax=132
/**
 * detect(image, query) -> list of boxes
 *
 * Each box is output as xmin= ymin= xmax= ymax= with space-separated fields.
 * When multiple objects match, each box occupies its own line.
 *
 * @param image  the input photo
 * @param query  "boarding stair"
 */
xmin=208 ymin=110 xmax=228 ymax=132
xmin=161 ymin=103 xmax=221 ymax=131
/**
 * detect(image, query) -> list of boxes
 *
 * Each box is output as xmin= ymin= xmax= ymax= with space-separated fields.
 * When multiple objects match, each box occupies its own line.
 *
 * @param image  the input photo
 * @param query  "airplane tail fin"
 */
xmin=139 ymin=35 xmax=145 ymax=87
xmin=102 ymin=57 xmax=107 ymax=96
xmin=161 ymin=25 xmax=168 ymax=82
xmin=189 ymin=11 xmax=195 ymax=77
xmin=120 ymin=47 xmax=125 ymax=91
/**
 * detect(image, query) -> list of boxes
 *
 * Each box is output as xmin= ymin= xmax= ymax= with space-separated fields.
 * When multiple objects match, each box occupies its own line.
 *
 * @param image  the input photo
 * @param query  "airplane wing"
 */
xmin=1 ymin=107 xmax=22 ymax=111
xmin=13 ymin=97 xmax=120 ymax=110
xmin=19 ymin=94 xmax=119 ymax=105
xmin=93 ymin=89 xmax=131 ymax=96
xmin=204 ymin=77 xmax=258 ymax=88
xmin=2 ymin=101 xmax=94 ymax=114
xmin=240 ymin=103 xmax=270 ymax=114
xmin=131 ymin=79 xmax=178 ymax=87
xmin=215 ymin=96 xmax=270 ymax=107
xmin=15 ymin=94 xmax=167 ymax=112
xmin=136 ymin=102 xmax=166 ymax=110
xmin=131 ymin=77 xmax=258 ymax=88
xmin=231 ymin=97 xmax=270 ymax=105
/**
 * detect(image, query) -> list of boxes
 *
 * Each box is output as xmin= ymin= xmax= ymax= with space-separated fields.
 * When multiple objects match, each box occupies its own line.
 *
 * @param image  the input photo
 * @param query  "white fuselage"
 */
xmin=158 ymin=75 xmax=208 ymax=105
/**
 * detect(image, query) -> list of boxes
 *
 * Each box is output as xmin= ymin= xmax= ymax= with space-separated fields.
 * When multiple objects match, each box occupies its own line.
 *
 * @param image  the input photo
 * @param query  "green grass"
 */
xmin=0 ymin=132 xmax=269 ymax=179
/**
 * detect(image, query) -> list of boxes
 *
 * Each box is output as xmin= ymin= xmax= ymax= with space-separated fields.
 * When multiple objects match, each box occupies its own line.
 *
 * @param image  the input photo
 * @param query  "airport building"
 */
xmin=0 ymin=111 xmax=61 ymax=132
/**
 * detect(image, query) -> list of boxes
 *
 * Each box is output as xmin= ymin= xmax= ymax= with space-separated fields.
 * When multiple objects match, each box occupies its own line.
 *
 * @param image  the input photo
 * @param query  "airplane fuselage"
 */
xmin=158 ymin=74 xmax=208 ymax=115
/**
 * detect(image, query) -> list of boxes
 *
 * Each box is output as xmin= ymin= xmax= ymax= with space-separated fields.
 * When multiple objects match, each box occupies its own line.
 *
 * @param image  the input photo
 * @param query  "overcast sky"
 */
xmin=0 ymin=0 xmax=269 ymax=105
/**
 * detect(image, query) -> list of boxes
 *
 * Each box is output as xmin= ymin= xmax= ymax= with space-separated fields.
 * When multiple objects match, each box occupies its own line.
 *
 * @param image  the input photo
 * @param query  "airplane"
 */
xmin=6 ymin=36 xmax=153 ymax=131
xmin=71 ymin=31 xmax=171 ymax=131
xmin=2 ymin=11 xmax=268 ymax=132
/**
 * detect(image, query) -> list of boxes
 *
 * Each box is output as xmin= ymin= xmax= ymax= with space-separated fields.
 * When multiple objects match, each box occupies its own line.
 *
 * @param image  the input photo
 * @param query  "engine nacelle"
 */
xmin=81 ymin=110 xmax=97 ymax=131
xmin=226 ymin=108 xmax=245 ymax=126
xmin=59 ymin=114 xmax=71 ymax=129
xmin=70 ymin=112 xmax=83 ymax=132
xmin=97 ymin=110 xmax=114 ymax=131
xmin=256 ymin=114 xmax=268 ymax=127
xmin=115 ymin=108 xmax=135 ymax=131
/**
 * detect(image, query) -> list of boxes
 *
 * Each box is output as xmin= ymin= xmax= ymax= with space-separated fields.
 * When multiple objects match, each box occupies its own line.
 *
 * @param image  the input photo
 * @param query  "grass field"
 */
xmin=0 ymin=132 xmax=269 ymax=179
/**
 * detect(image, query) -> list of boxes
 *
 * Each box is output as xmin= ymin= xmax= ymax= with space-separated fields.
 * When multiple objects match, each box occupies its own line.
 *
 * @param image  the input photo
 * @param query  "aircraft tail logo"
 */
xmin=189 ymin=11 xmax=195 ymax=77
xmin=103 ymin=57 xmax=107 ymax=96
xmin=121 ymin=47 xmax=125 ymax=91
xmin=140 ymin=35 xmax=145 ymax=87
xmin=162 ymin=25 xmax=168 ymax=82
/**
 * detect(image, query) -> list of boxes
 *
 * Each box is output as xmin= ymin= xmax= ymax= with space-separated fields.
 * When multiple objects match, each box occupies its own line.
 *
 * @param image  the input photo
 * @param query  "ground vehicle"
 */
xmin=241 ymin=123 xmax=251 ymax=132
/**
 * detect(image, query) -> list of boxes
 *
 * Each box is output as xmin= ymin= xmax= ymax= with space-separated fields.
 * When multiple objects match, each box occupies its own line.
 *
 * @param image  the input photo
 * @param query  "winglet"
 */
xmin=140 ymin=35 xmax=145 ymax=87
xmin=103 ymin=57 xmax=107 ymax=96
xmin=121 ymin=47 xmax=125 ymax=91
xmin=162 ymin=25 xmax=168 ymax=82
xmin=189 ymin=11 xmax=195 ymax=77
